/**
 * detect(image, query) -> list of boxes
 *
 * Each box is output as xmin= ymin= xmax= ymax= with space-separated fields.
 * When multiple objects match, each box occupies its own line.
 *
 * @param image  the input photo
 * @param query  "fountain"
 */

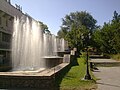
xmin=43 ymin=33 xmax=63 ymax=68
xmin=56 ymin=38 xmax=70 ymax=57
xmin=12 ymin=15 xmax=45 ymax=71
xmin=0 ymin=14 xmax=71 ymax=89
xmin=43 ymin=33 xmax=57 ymax=56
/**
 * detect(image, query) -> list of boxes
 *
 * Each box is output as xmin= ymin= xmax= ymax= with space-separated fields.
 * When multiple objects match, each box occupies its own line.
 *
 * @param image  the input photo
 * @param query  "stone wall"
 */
xmin=0 ymin=75 xmax=55 ymax=90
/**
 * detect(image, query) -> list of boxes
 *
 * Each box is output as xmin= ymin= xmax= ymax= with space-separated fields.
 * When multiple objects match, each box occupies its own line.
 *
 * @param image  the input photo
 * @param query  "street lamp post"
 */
xmin=84 ymin=46 xmax=91 ymax=80
xmin=83 ymin=33 xmax=92 ymax=80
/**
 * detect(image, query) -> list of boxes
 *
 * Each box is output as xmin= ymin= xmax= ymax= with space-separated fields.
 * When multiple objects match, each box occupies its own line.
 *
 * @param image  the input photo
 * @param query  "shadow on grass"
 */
xmin=54 ymin=56 xmax=79 ymax=90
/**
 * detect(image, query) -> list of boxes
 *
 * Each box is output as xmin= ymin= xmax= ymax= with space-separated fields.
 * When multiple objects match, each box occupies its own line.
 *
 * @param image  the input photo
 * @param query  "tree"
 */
xmin=93 ymin=11 xmax=120 ymax=54
xmin=112 ymin=11 xmax=120 ymax=23
xmin=57 ymin=11 xmax=97 ymax=51
xmin=38 ymin=21 xmax=51 ymax=34
xmin=57 ymin=27 xmax=68 ymax=38
xmin=92 ymin=28 xmax=102 ymax=51
xmin=61 ymin=11 xmax=97 ymax=32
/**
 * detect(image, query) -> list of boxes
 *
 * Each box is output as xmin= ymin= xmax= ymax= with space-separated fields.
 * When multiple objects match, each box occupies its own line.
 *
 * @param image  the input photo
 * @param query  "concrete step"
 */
xmin=90 ymin=59 xmax=120 ymax=68
xmin=89 ymin=55 xmax=110 ymax=59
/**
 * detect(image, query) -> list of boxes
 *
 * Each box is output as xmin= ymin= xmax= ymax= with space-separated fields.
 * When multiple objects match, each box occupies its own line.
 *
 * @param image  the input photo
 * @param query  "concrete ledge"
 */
xmin=90 ymin=59 xmax=120 ymax=67
xmin=0 ymin=63 xmax=69 ymax=89
xmin=89 ymin=55 xmax=110 ymax=59
xmin=57 ymin=51 xmax=70 ymax=57
xmin=43 ymin=56 xmax=63 ymax=68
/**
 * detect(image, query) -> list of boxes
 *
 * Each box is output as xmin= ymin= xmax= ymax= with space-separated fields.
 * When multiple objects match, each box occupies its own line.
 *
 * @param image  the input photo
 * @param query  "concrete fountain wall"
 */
xmin=0 ymin=12 xmax=73 ymax=89
xmin=0 ymin=60 xmax=70 ymax=89
xmin=0 ymin=49 xmax=73 ymax=89
xmin=0 ymin=50 xmax=75 ymax=89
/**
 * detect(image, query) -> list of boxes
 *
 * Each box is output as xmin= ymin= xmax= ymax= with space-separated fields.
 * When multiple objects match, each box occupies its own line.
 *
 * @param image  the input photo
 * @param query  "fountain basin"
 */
xmin=43 ymin=56 xmax=63 ymax=68
xmin=56 ymin=51 xmax=70 ymax=57
xmin=0 ymin=63 xmax=69 ymax=89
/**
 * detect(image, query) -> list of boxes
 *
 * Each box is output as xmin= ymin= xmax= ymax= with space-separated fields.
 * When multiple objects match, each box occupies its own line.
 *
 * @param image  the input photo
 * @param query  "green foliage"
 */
xmin=62 ymin=11 xmax=97 ymax=31
xmin=80 ymin=52 xmax=87 ymax=64
xmin=93 ymin=11 xmax=120 ymax=54
xmin=57 ymin=11 xmax=97 ymax=51
xmin=58 ymin=10 xmax=120 ymax=54
xmin=57 ymin=27 xmax=68 ymax=38
xmin=38 ymin=21 xmax=51 ymax=34
xmin=112 ymin=11 xmax=120 ymax=23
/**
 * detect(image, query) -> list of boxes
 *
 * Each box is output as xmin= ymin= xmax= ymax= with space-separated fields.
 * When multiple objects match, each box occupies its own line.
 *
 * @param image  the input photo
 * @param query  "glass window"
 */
xmin=2 ymin=33 xmax=11 ymax=42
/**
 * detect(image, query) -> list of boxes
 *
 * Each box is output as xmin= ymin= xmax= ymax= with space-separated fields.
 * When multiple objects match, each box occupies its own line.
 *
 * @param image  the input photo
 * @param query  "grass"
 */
xmin=55 ymin=54 xmax=97 ymax=90
xmin=110 ymin=54 xmax=120 ymax=61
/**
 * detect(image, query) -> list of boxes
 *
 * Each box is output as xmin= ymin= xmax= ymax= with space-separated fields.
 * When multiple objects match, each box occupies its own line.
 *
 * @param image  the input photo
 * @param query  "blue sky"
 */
xmin=11 ymin=0 xmax=120 ymax=35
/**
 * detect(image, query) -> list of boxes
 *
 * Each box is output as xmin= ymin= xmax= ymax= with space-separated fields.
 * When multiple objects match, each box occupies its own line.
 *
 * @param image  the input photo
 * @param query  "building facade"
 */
xmin=0 ymin=0 xmax=23 ymax=70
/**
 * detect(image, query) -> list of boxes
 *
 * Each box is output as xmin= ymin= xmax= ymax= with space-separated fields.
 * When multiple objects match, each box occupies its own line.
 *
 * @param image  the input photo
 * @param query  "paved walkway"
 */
xmin=91 ymin=59 xmax=120 ymax=90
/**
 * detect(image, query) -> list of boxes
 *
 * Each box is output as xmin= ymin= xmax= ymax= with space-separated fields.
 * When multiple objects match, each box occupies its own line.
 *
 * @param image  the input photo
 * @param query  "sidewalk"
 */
xmin=91 ymin=59 xmax=120 ymax=90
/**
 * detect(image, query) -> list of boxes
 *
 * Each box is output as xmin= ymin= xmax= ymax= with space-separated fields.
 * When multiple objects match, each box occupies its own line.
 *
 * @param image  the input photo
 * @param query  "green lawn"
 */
xmin=110 ymin=54 xmax=120 ymax=61
xmin=55 ymin=55 xmax=97 ymax=90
